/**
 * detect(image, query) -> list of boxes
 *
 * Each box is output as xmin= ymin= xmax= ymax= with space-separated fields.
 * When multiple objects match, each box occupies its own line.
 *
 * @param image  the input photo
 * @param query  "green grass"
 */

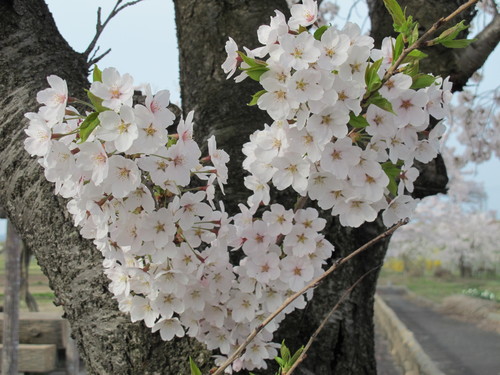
xmin=378 ymin=269 xmax=500 ymax=303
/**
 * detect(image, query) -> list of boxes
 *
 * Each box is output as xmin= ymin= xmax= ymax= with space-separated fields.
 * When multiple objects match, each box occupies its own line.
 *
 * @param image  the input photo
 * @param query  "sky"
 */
xmin=0 ymin=0 xmax=498 ymax=240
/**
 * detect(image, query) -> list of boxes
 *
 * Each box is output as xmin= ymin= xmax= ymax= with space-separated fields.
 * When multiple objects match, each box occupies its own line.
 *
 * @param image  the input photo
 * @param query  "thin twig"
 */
xmin=83 ymin=0 xmax=145 ymax=62
xmin=212 ymin=219 xmax=407 ymax=375
xmin=284 ymin=265 xmax=381 ymax=375
xmin=88 ymin=48 xmax=112 ymax=67
xmin=382 ymin=0 xmax=481 ymax=83
xmin=346 ymin=0 xmax=362 ymax=24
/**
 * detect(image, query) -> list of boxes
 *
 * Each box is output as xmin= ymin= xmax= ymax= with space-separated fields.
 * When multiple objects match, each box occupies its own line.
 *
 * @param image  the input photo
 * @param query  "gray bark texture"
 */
xmin=0 ymin=0 xmax=497 ymax=374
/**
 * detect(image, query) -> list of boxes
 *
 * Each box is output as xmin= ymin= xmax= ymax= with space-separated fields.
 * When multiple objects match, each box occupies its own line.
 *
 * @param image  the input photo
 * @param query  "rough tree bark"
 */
xmin=0 ymin=0 xmax=498 ymax=374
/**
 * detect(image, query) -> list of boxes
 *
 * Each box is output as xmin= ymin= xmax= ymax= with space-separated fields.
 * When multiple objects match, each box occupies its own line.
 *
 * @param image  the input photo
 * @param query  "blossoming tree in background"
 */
xmin=2 ymin=0 xmax=500 ymax=373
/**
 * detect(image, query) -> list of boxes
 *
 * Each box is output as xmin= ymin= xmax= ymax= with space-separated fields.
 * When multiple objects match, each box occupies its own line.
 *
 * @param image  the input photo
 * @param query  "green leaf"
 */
xmin=85 ymin=89 xmax=109 ymax=112
xmin=280 ymin=341 xmax=291 ymax=363
xmin=366 ymin=93 xmax=395 ymax=114
xmin=78 ymin=112 xmax=100 ymax=143
xmin=237 ymin=51 xmax=260 ymax=68
xmin=314 ymin=25 xmax=329 ymax=40
xmin=92 ymin=65 xmax=103 ymax=83
xmin=289 ymin=346 xmax=304 ymax=365
xmin=383 ymin=0 xmax=406 ymax=28
xmin=437 ymin=20 xmax=469 ymax=42
xmin=274 ymin=356 xmax=285 ymax=367
xmin=407 ymin=49 xmax=427 ymax=60
xmin=408 ymin=23 xmax=419 ymax=45
xmin=349 ymin=112 xmax=369 ymax=128
xmin=248 ymin=90 xmax=267 ymax=106
xmin=365 ymin=58 xmax=383 ymax=93
xmin=382 ymin=161 xmax=401 ymax=196
xmin=393 ymin=34 xmax=404 ymax=62
xmin=440 ymin=38 xmax=476 ymax=48
xmin=401 ymin=61 xmax=419 ymax=77
xmin=245 ymin=66 xmax=269 ymax=81
xmin=410 ymin=73 xmax=436 ymax=89
xmin=189 ymin=357 xmax=202 ymax=375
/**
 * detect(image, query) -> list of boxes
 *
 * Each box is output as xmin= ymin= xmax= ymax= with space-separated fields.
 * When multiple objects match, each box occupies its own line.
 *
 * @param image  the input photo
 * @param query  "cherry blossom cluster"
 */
xmin=446 ymin=85 xmax=500 ymax=164
xmin=24 ymin=67 xmax=335 ymax=372
xmin=223 ymin=0 xmax=453 ymax=228
xmin=388 ymin=194 xmax=500 ymax=275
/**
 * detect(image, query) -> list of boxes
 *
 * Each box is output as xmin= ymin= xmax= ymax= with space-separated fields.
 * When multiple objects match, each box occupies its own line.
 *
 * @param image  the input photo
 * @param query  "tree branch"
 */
xmin=284 ymin=265 xmax=381 ymax=375
xmin=213 ymin=219 xmax=407 ymax=375
xmin=382 ymin=0 xmax=481 ymax=83
xmin=83 ymin=0 xmax=145 ymax=66
xmin=452 ymin=12 xmax=500 ymax=91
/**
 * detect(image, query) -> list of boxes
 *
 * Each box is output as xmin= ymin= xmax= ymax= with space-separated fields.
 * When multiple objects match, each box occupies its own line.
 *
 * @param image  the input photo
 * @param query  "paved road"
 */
xmin=375 ymin=321 xmax=404 ymax=375
xmin=379 ymin=288 xmax=500 ymax=375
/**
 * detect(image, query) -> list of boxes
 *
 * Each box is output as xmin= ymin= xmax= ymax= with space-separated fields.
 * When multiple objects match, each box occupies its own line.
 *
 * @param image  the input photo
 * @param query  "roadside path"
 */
xmin=379 ymin=287 xmax=500 ymax=375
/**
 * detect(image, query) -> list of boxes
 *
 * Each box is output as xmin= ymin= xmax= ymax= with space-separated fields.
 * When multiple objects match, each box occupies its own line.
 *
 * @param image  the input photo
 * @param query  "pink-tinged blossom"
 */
xmin=379 ymin=73 xmax=412 ymax=100
xmin=338 ymin=45 xmax=370 ymax=82
xmin=24 ymin=113 xmax=52 ymax=157
xmin=208 ymin=135 xmax=230 ymax=189
xmin=366 ymin=104 xmax=397 ymax=137
xmin=258 ymin=77 xmax=297 ymax=120
xmin=262 ymin=204 xmax=294 ymax=236
xmin=317 ymin=27 xmax=350 ymax=70
xmin=165 ymin=142 xmax=200 ymax=187
xmin=307 ymin=104 xmax=350 ymax=139
xmin=320 ymin=137 xmax=361 ymax=180
xmin=271 ymin=152 xmax=310 ymax=195
xmin=288 ymin=0 xmax=318 ymax=30
xmin=36 ymin=75 xmax=68 ymax=124
xmin=104 ymin=155 xmax=141 ymax=198
xmin=76 ymin=141 xmax=108 ymax=185
xmin=371 ymin=37 xmax=395 ymax=71
xmin=130 ymin=295 xmax=158 ymax=328
xmin=140 ymin=208 xmax=176 ymax=248
xmin=90 ymin=67 xmax=134 ymax=111
xmin=287 ymin=69 xmax=324 ymax=103
xmin=382 ymin=195 xmax=417 ymax=227
xmin=278 ymin=32 xmax=320 ymax=71
xmin=244 ymin=176 xmax=270 ymax=207
xmin=244 ymin=252 xmax=281 ymax=284
xmin=332 ymin=77 xmax=364 ymax=115
xmin=144 ymin=86 xmax=175 ymax=127
xmin=221 ymin=37 xmax=239 ymax=79
xmin=307 ymin=172 xmax=351 ymax=210
xmin=392 ymin=89 xmax=429 ymax=126
xmin=398 ymin=164 xmax=419 ymax=194
xmin=242 ymin=220 xmax=273 ymax=256
xmin=152 ymin=317 xmax=185 ymax=341
xmin=280 ymin=256 xmax=314 ymax=292
xmin=284 ymin=226 xmax=317 ymax=257
xmin=258 ymin=10 xmax=288 ymax=46
xmin=332 ymin=197 xmax=378 ymax=227
xmin=96 ymin=106 xmax=138 ymax=153
xmin=129 ymin=104 xmax=168 ymax=154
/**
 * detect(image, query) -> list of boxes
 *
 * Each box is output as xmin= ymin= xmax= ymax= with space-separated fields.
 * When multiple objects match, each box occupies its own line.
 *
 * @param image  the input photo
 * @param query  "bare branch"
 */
xmin=83 ymin=0 xmax=145 ymax=64
xmin=285 ymin=265 xmax=381 ymax=375
xmin=452 ymin=12 xmax=500 ymax=91
xmin=212 ymin=219 xmax=407 ymax=375
xmin=88 ymin=48 xmax=112 ymax=67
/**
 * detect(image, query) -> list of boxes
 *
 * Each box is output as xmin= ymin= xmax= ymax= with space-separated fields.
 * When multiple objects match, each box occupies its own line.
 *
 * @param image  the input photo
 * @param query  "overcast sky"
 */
xmin=0 ymin=0 xmax=498 ymax=239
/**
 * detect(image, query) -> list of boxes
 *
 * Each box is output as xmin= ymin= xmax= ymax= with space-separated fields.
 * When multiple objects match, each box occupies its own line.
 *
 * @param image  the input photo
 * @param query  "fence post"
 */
xmin=2 ymin=220 xmax=22 ymax=375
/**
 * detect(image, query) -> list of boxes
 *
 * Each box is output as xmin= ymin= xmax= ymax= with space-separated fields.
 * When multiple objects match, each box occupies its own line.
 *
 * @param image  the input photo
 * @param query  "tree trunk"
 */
xmin=0 ymin=0 xmax=495 ymax=374
xmin=0 ymin=1 xmax=210 ymax=374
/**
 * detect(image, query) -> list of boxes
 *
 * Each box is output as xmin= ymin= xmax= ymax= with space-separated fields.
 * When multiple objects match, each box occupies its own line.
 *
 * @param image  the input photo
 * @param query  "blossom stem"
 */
xmin=284 ymin=265 xmax=381 ymax=375
xmin=212 ymin=219 xmax=408 ymax=375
